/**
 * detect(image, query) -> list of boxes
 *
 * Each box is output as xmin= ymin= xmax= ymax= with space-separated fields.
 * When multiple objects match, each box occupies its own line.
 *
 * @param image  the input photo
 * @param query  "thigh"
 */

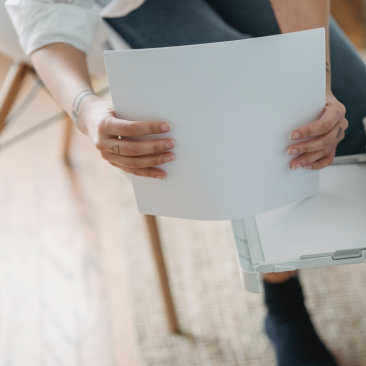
xmin=204 ymin=0 xmax=281 ymax=37
xmin=104 ymin=0 xmax=248 ymax=49
xmin=329 ymin=18 xmax=366 ymax=156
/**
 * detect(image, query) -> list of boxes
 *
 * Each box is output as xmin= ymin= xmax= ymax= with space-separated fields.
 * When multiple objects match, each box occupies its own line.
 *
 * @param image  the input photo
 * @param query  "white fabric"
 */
xmin=0 ymin=1 xmax=30 ymax=62
xmin=99 ymin=0 xmax=145 ymax=17
xmin=5 ymin=0 xmax=144 ymax=56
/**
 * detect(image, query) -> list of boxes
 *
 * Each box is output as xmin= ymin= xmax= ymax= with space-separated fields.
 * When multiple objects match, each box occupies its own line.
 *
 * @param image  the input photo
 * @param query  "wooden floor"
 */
xmin=0 ymin=54 xmax=139 ymax=366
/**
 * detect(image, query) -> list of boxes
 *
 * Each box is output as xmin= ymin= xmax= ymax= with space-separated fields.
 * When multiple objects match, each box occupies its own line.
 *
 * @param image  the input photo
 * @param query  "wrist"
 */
xmin=77 ymin=95 xmax=113 ymax=143
xmin=326 ymin=87 xmax=334 ymax=98
xmin=72 ymin=92 xmax=99 ymax=135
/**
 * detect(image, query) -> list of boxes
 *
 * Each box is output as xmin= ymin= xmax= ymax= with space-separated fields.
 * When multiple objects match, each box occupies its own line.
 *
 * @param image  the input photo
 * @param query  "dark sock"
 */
xmin=263 ymin=276 xmax=338 ymax=366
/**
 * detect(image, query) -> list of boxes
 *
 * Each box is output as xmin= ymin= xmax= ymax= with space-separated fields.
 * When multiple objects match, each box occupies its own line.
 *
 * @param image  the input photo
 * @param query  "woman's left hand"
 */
xmin=287 ymin=91 xmax=348 ymax=170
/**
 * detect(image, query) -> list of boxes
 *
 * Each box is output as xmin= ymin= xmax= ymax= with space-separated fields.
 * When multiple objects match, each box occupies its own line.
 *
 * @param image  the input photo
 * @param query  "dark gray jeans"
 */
xmin=105 ymin=0 xmax=366 ymax=156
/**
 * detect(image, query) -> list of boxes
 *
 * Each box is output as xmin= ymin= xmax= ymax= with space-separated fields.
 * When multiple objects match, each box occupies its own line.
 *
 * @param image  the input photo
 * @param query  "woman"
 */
xmin=6 ymin=0 xmax=366 ymax=364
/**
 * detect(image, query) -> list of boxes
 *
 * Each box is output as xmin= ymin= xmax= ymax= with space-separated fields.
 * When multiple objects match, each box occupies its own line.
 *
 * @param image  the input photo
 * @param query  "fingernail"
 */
xmin=163 ymin=155 xmax=175 ymax=163
xmin=287 ymin=148 xmax=299 ymax=155
xmin=291 ymin=132 xmax=301 ymax=140
xmin=157 ymin=176 xmax=166 ymax=180
xmin=291 ymin=163 xmax=302 ymax=170
xmin=304 ymin=165 xmax=312 ymax=170
xmin=160 ymin=123 xmax=171 ymax=132
xmin=165 ymin=141 xmax=176 ymax=149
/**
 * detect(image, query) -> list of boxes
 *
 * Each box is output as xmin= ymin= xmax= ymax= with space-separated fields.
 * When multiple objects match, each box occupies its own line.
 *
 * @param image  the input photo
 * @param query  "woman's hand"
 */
xmin=287 ymin=91 xmax=348 ymax=170
xmin=29 ymin=43 xmax=174 ymax=179
xmin=79 ymin=96 xmax=175 ymax=179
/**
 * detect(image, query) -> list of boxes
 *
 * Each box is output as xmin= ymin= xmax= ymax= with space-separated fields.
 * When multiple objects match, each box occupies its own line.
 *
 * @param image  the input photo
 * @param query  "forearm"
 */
xmin=270 ymin=0 xmax=331 ymax=88
xmin=30 ymin=42 xmax=96 ymax=132
xmin=31 ymin=42 xmax=174 ymax=178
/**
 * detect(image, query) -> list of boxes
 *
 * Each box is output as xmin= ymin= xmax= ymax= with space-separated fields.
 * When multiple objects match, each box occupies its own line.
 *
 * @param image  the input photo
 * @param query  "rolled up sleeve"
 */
xmin=5 ymin=0 xmax=100 ymax=55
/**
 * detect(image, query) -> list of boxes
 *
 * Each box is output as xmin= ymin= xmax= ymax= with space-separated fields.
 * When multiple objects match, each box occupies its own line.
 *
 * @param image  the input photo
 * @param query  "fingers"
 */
xmin=289 ymin=144 xmax=336 ymax=170
xmin=96 ymin=130 xmax=176 ymax=179
xmin=287 ymin=97 xmax=347 ymax=172
xmin=105 ymin=150 xmax=175 ymax=169
xmin=97 ymin=137 xmax=176 ymax=157
xmin=290 ymin=101 xmax=346 ymax=140
xmin=92 ymin=110 xmax=173 ymax=179
xmin=98 ymin=116 xmax=171 ymax=137
xmin=287 ymin=118 xmax=347 ymax=155
xmin=304 ymin=149 xmax=336 ymax=171
xmin=109 ymin=163 xmax=168 ymax=179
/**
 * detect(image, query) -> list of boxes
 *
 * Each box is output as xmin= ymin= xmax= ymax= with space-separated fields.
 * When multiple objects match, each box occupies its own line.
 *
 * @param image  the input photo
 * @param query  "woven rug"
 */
xmin=114 ymin=172 xmax=366 ymax=366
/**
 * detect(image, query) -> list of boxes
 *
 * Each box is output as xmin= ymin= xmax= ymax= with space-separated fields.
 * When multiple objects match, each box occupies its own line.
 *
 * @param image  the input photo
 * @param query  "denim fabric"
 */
xmin=105 ymin=0 xmax=366 ymax=156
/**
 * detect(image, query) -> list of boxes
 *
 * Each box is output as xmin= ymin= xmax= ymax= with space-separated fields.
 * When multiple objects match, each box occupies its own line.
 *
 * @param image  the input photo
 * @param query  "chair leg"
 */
xmin=63 ymin=116 xmax=73 ymax=163
xmin=143 ymin=214 xmax=180 ymax=334
xmin=0 ymin=62 xmax=30 ymax=133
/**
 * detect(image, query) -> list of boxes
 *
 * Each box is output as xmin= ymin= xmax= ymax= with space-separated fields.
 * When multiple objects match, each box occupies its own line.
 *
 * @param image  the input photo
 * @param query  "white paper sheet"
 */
xmin=256 ymin=165 xmax=366 ymax=262
xmin=104 ymin=29 xmax=325 ymax=220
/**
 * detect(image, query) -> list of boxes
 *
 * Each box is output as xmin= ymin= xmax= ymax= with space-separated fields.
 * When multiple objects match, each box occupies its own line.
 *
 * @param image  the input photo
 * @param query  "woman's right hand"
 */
xmin=78 ymin=96 xmax=175 ymax=179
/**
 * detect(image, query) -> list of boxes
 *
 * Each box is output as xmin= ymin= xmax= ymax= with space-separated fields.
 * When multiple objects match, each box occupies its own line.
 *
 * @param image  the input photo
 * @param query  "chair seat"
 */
xmin=256 ymin=164 xmax=366 ymax=262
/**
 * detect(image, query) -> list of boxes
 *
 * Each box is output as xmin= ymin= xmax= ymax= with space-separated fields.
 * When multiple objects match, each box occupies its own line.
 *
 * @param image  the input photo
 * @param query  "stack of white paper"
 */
xmin=104 ymin=28 xmax=325 ymax=220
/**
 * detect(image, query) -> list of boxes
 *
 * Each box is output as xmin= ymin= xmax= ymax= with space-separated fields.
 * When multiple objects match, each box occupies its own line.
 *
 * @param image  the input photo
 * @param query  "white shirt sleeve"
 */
xmin=5 ymin=0 xmax=100 ymax=56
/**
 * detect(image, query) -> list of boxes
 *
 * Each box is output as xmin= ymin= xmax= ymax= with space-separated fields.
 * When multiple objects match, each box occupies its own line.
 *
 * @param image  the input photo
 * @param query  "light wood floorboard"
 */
xmin=0 ymin=53 xmax=139 ymax=366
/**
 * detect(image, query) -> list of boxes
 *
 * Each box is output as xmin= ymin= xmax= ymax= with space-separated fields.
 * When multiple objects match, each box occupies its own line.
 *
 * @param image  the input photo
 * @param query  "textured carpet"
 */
xmin=114 ymin=171 xmax=366 ymax=366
